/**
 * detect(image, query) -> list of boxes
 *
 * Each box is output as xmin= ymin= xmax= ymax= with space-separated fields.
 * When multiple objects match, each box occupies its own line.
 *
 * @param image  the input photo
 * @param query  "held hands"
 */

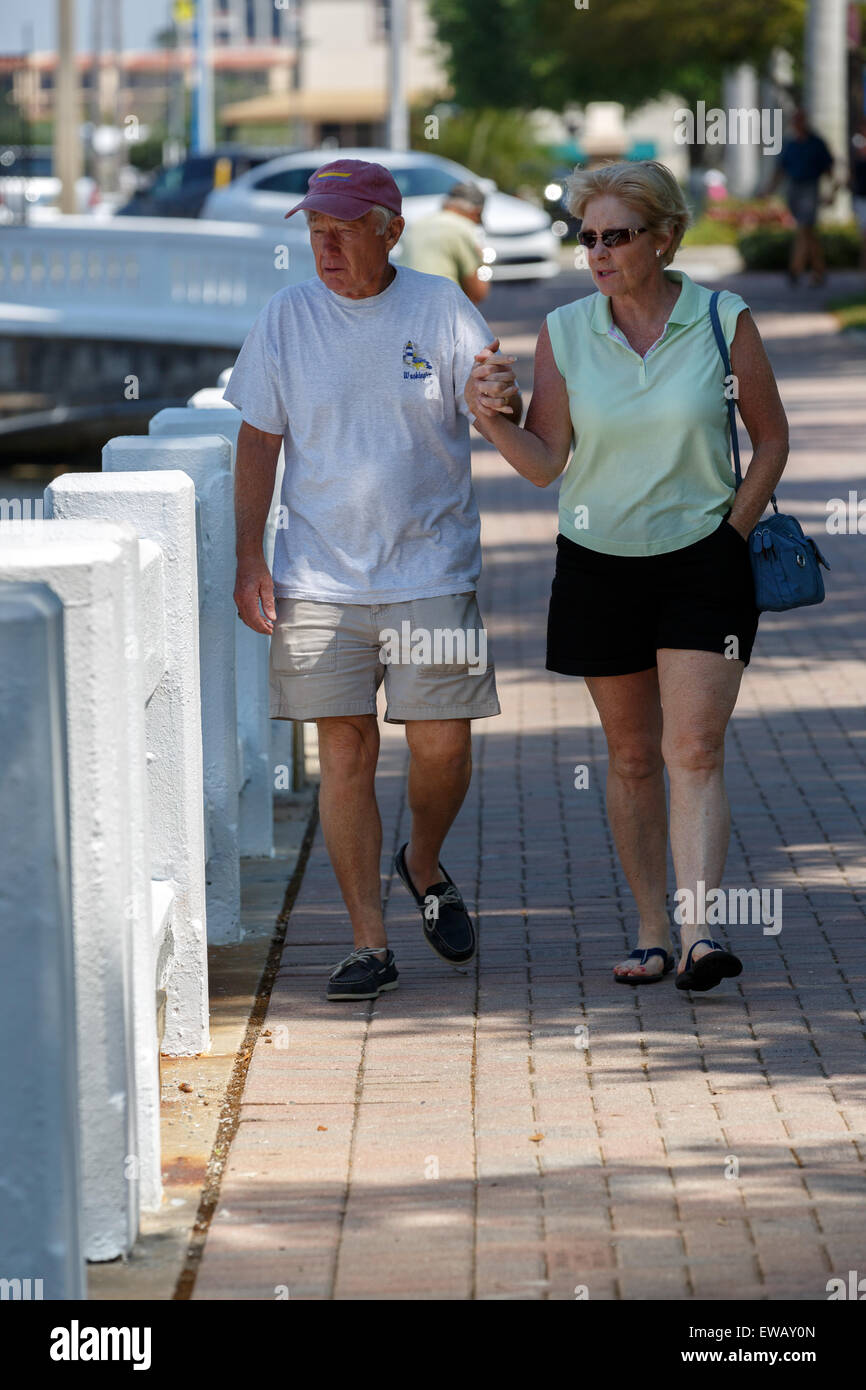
xmin=465 ymin=338 xmax=518 ymax=420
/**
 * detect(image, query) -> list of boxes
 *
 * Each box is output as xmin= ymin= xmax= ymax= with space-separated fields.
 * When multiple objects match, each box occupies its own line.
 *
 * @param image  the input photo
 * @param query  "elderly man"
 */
xmin=400 ymin=181 xmax=491 ymax=304
xmin=226 ymin=158 xmax=521 ymax=1001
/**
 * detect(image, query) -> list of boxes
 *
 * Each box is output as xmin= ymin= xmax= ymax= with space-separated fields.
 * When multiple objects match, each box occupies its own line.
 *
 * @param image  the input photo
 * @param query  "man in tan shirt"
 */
xmin=400 ymin=182 xmax=491 ymax=304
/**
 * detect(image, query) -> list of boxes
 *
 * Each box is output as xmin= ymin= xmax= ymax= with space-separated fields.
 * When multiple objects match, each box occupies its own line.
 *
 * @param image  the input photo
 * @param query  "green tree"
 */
xmin=410 ymin=105 xmax=552 ymax=191
xmin=429 ymin=0 xmax=805 ymax=114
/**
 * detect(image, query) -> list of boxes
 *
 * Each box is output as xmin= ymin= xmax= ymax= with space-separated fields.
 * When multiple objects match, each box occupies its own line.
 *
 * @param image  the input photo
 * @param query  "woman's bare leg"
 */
xmin=585 ymin=667 xmax=671 ymax=979
xmin=657 ymin=648 xmax=745 ymax=972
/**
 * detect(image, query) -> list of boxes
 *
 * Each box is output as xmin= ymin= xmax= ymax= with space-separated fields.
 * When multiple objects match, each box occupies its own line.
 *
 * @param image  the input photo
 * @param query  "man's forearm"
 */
xmin=235 ymin=423 xmax=282 ymax=560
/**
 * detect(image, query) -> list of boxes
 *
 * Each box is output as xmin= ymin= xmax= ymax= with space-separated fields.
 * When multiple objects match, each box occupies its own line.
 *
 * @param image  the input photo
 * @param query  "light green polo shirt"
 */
xmin=546 ymin=269 xmax=749 ymax=555
xmin=400 ymin=208 xmax=482 ymax=286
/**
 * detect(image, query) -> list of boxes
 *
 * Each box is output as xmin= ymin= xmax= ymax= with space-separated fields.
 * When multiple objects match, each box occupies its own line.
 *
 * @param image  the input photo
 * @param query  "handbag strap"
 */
xmin=708 ymin=289 xmax=778 ymax=511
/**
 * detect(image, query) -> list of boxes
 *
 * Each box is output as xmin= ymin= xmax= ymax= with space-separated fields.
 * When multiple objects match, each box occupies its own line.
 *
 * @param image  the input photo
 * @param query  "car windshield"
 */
xmin=389 ymin=167 xmax=463 ymax=196
xmin=254 ymin=166 xmax=321 ymax=194
xmin=253 ymin=163 xmax=466 ymax=198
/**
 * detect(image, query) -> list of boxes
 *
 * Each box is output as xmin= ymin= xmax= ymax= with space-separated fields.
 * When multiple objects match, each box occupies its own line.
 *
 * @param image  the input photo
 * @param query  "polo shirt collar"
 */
xmin=590 ymin=269 xmax=702 ymax=334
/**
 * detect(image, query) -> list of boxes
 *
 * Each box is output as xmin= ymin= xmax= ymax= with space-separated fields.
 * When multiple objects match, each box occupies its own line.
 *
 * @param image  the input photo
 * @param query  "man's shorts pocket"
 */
xmin=270 ymin=600 xmax=340 ymax=674
xmin=405 ymin=593 xmax=489 ymax=677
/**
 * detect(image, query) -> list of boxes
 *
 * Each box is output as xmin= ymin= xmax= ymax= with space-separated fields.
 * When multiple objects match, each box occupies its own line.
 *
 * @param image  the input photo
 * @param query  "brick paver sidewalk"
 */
xmin=194 ymin=275 xmax=866 ymax=1301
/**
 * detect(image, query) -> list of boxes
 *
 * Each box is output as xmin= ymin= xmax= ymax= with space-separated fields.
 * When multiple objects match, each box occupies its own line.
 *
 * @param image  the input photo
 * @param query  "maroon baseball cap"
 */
xmin=284 ymin=158 xmax=402 ymax=222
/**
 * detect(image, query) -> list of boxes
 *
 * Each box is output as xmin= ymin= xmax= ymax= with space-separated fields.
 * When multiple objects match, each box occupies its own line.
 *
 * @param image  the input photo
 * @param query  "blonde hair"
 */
xmin=565 ymin=160 xmax=691 ymax=268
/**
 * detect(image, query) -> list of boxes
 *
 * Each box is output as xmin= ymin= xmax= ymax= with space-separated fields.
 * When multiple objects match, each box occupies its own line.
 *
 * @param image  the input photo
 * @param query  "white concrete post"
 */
xmin=187 ymin=387 xmax=235 ymax=408
xmin=197 ymin=370 xmax=299 ymax=794
xmin=0 ymin=521 xmax=139 ymax=1261
xmin=46 ymin=470 xmax=209 ymax=1065
xmin=103 ymin=434 xmax=241 ymax=944
xmin=0 ymin=581 xmax=85 ymax=1298
xmin=149 ymin=406 xmax=282 ymax=858
xmin=723 ymin=66 xmax=762 ymax=199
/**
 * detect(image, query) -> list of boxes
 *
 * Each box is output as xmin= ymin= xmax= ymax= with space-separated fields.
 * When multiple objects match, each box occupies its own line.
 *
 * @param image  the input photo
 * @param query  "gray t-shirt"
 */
xmin=223 ymin=264 xmax=494 ymax=603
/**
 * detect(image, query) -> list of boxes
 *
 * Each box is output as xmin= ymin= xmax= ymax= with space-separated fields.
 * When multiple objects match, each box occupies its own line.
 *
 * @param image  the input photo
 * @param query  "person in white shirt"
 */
xmin=227 ymin=158 xmax=521 ymax=1001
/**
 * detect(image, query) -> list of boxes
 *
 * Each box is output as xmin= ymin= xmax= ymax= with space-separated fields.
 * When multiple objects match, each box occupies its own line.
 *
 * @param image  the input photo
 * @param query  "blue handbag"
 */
xmin=709 ymin=290 xmax=830 ymax=612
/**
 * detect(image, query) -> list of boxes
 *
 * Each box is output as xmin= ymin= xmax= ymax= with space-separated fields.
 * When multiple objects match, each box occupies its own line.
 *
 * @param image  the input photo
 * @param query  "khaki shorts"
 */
xmin=269 ymin=591 xmax=500 ymax=724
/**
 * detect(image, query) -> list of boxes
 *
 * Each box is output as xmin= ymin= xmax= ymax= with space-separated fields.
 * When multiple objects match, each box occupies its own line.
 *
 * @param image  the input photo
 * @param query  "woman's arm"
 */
xmin=727 ymin=310 xmax=790 ymax=538
xmin=467 ymin=321 xmax=574 ymax=487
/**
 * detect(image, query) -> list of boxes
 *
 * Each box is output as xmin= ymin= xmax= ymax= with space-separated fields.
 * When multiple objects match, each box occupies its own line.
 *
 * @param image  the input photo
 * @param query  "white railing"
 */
xmin=0 ymin=369 xmax=299 ymax=1287
xmin=0 ymin=216 xmax=316 ymax=347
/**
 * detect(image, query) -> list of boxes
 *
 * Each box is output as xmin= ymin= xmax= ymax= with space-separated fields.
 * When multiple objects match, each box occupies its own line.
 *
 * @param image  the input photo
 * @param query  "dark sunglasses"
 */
xmin=577 ymin=226 xmax=647 ymax=249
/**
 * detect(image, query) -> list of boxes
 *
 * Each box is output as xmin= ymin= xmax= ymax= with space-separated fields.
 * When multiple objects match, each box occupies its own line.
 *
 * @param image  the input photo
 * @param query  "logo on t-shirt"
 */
xmin=402 ymin=340 xmax=433 ymax=380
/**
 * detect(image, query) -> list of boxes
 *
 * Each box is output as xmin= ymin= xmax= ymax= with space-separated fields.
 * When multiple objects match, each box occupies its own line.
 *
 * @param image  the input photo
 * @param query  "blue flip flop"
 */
xmin=614 ymin=947 xmax=676 ymax=985
xmin=675 ymin=938 xmax=743 ymax=992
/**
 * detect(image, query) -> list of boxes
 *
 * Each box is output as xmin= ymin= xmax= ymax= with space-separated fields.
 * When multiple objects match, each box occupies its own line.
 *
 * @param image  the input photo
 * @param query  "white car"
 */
xmin=0 ymin=148 xmax=98 ymax=222
xmin=202 ymin=147 xmax=560 ymax=282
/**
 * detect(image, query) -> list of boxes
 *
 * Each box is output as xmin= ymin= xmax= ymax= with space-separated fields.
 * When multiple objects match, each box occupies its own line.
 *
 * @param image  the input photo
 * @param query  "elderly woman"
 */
xmin=466 ymin=160 xmax=789 ymax=992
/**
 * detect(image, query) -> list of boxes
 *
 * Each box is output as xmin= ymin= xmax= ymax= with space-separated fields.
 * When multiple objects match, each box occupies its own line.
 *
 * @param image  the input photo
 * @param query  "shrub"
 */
xmin=826 ymin=294 xmax=866 ymax=331
xmin=703 ymin=196 xmax=795 ymax=234
xmin=738 ymin=224 xmax=862 ymax=270
xmin=682 ymin=215 xmax=740 ymax=246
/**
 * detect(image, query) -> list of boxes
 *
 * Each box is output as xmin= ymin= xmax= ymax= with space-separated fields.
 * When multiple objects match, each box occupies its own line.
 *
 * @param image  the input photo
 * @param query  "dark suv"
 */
xmin=117 ymin=146 xmax=294 ymax=218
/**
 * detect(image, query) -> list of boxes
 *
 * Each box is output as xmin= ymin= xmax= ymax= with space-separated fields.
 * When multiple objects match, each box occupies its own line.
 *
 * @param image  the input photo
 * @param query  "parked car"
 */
xmin=202 ymin=147 xmax=560 ymax=282
xmin=542 ymin=171 xmax=583 ymax=241
xmin=116 ymin=146 xmax=293 ymax=219
xmin=0 ymin=146 xmax=98 ymax=222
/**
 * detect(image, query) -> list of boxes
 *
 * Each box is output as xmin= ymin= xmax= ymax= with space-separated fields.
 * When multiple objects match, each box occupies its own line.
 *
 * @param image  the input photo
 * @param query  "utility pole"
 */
xmin=192 ymin=0 xmax=214 ymax=153
xmin=110 ymin=0 xmax=123 ymax=129
xmin=89 ymin=0 xmax=102 ymax=131
xmin=167 ymin=2 xmax=192 ymax=163
xmin=55 ymin=0 xmax=82 ymax=214
xmin=387 ymin=0 xmax=408 ymax=150
xmin=289 ymin=0 xmax=306 ymax=148
xmin=20 ymin=23 xmax=34 ymax=225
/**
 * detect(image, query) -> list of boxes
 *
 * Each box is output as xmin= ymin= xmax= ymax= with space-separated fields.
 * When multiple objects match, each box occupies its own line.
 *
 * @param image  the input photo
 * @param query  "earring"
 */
xmin=656 ymin=249 xmax=662 ymax=258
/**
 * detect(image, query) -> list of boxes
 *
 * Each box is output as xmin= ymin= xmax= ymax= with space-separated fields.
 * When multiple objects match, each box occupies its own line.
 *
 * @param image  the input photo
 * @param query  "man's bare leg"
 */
xmin=316 ymin=713 xmax=386 ymax=953
xmin=403 ymin=718 xmax=472 ymax=892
